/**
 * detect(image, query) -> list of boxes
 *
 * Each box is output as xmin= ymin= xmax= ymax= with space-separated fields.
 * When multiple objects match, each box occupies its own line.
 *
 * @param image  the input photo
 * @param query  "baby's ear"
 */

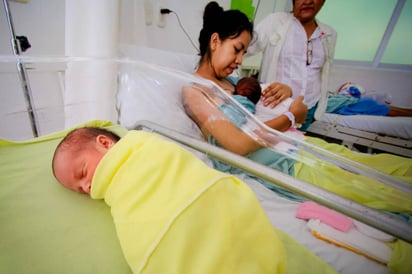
xmin=96 ymin=135 xmax=115 ymax=149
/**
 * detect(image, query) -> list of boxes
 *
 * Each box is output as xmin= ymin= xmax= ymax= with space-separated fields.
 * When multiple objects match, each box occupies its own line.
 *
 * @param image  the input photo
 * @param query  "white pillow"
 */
xmin=117 ymin=59 xmax=204 ymax=141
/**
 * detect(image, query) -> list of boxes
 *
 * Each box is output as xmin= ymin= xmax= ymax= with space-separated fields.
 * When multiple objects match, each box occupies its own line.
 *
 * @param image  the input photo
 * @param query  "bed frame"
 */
xmin=307 ymin=120 xmax=412 ymax=158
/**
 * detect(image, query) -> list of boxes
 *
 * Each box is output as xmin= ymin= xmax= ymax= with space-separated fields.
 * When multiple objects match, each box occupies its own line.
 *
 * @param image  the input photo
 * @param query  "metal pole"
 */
xmin=135 ymin=120 xmax=412 ymax=244
xmin=3 ymin=0 xmax=39 ymax=137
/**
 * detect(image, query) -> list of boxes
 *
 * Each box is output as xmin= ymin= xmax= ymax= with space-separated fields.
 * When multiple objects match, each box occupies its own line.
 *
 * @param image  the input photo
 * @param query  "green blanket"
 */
xmin=0 ymin=120 xmax=130 ymax=274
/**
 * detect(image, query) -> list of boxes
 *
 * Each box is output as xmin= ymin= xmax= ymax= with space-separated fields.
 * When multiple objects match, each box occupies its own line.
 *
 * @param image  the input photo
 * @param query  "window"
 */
xmin=317 ymin=0 xmax=397 ymax=62
xmin=381 ymin=0 xmax=412 ymax=65
xmin=246 ymin=0 xmax=411 ymax=71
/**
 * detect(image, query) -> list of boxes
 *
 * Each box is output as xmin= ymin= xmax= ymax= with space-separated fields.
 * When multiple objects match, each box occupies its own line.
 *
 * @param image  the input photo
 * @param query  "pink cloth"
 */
xmin=296 ymin=201 xmax=353 ymax=232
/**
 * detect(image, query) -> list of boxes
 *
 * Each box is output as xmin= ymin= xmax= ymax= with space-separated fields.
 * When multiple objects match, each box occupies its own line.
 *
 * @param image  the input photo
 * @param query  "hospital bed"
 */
xmin=306 ymin=85 xmax=412 ymax=158
xmin=1 ymin=45 xmax=411 ymax=274
xmin=307 ymin=113 xmax=412 ymax=157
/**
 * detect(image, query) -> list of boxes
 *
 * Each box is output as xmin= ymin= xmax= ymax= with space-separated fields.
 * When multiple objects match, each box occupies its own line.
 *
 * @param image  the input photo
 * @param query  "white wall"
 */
xmin=119 ymin=0 xmax=230 ymax=54
xmin=0 ymin=0 xmax=65 ymax=140
xmin=0 ymin=0 xmax=65 ymax=55
xmin=330 ymin=65 xmax=412 ymax=107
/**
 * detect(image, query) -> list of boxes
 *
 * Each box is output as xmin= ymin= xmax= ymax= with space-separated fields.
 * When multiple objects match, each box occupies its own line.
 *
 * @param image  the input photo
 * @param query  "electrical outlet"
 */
xmin=157 ymin=7 xmax=166 ymax=28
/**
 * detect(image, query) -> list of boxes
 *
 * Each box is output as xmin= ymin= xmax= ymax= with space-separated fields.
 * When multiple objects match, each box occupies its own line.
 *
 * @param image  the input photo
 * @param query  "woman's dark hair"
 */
xmin=198 ymin=1 xmax=254 ymax=61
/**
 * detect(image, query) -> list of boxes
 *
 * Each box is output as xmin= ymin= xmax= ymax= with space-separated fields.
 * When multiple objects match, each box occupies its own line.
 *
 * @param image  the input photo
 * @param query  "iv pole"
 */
xmin=3 ymin=0 xmax=39 ymax=137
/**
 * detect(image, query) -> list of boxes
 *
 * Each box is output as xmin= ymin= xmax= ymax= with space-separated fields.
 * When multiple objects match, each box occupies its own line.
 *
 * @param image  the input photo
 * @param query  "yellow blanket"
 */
xmin=295 ymin=137 xmax=412 ymax=213
xmin=91 ymin=130 xmax=287 ymax=273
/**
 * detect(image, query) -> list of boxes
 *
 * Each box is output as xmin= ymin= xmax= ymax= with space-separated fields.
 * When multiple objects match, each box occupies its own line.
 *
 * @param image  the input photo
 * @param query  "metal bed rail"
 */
xmin=307 ymin=120 xmax=412 ymax=158
xmin=3 ymin=0 xmax=38 ymax=137
xmin=135 ymin=120 xmax=412 ymax=244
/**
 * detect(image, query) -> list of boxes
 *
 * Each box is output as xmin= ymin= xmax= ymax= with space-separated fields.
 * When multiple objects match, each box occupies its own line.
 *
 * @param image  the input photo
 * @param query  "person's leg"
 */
xmin=387 ymin=106 xmax=412 ymax=117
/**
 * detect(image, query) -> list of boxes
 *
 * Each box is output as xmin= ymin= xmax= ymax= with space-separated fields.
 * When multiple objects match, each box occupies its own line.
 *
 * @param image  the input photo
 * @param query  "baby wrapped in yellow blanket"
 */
xmin=90 ymin=130 xmax=286 ymax=273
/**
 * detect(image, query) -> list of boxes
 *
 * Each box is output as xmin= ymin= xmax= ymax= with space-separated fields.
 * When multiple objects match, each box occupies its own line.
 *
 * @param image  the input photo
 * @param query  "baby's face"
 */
xmin=53 ymin=135 xmax=115 ymax=194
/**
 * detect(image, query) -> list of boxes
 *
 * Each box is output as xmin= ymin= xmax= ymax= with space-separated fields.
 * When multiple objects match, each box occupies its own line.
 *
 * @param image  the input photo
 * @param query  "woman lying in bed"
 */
xmin=182 ymin=2 xmax=412 ymax=214
xmin=326 ymin=82 xmax=412 ymax=117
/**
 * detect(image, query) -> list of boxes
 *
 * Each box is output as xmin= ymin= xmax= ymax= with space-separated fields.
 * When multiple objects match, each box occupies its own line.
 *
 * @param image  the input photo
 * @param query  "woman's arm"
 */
xmin=182 ymin=85 xmax=262 ymax=155
xmin=182 ymin=86 xmax=307 ymax=156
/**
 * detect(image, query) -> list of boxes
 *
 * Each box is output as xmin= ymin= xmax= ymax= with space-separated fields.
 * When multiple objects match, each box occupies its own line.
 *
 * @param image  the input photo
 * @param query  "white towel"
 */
xmin=307 ymin=219 xmax=392 ymax=264
xmin=353 ymin=220 xmax=395 ymax=242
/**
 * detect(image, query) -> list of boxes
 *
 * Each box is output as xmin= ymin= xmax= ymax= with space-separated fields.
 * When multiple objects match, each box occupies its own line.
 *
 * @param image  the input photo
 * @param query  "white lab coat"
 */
xmin=248 ymin=12 xmax=337 ymax=119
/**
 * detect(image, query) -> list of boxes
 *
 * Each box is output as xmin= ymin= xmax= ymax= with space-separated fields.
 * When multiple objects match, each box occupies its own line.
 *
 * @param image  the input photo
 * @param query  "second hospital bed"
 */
xmin=1 ymin=45 xmax=411 ymax=274
xmin=306 ymin=74 xmax=412 ymax=158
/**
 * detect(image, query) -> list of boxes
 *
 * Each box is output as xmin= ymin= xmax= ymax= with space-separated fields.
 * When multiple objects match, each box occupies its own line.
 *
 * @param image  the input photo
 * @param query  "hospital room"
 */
xmin=0 ymin=0 xmax=411 ymax=273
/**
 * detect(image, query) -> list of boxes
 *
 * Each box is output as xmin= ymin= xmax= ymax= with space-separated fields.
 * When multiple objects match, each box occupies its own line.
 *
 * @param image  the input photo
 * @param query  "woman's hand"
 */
xmin=261 ymin=82 xmax=293 ymax=108
xmin=288 ymin=96 xmax=307 ymax=124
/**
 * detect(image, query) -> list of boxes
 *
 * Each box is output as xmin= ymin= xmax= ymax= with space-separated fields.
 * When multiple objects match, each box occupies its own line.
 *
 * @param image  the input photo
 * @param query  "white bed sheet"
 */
xmin=241 ymin=174 xmax=389 ymax=274
xmin=318 ymin=113 xmax=412 ymax=140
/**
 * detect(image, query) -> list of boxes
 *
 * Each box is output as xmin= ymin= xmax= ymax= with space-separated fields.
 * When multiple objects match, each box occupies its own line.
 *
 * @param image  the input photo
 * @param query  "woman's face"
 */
xmin=210 ymin=30 xmax=252 ymax=79
xmin=293 ymin=0 xmax=325 ymax=23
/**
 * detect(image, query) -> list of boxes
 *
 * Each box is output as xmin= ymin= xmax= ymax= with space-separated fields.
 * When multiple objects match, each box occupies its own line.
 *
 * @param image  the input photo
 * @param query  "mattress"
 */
xmin=317 ymin=110 xmax=412 ymax=140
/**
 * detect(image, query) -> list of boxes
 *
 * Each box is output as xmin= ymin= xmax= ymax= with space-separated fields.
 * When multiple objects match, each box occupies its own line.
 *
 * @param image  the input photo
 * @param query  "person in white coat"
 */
xmin=248 ymin=0 xmax=337 ymax=130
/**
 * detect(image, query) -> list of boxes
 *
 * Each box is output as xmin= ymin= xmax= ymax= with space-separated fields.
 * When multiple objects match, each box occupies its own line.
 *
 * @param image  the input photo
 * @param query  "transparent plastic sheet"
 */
xmin=118 ymin=59 xmax=412 ymax=194
xmin=1 ymin=55 xmax=411 ymax=196
xmin=115 ymin=59 xmax=412 ymax=241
